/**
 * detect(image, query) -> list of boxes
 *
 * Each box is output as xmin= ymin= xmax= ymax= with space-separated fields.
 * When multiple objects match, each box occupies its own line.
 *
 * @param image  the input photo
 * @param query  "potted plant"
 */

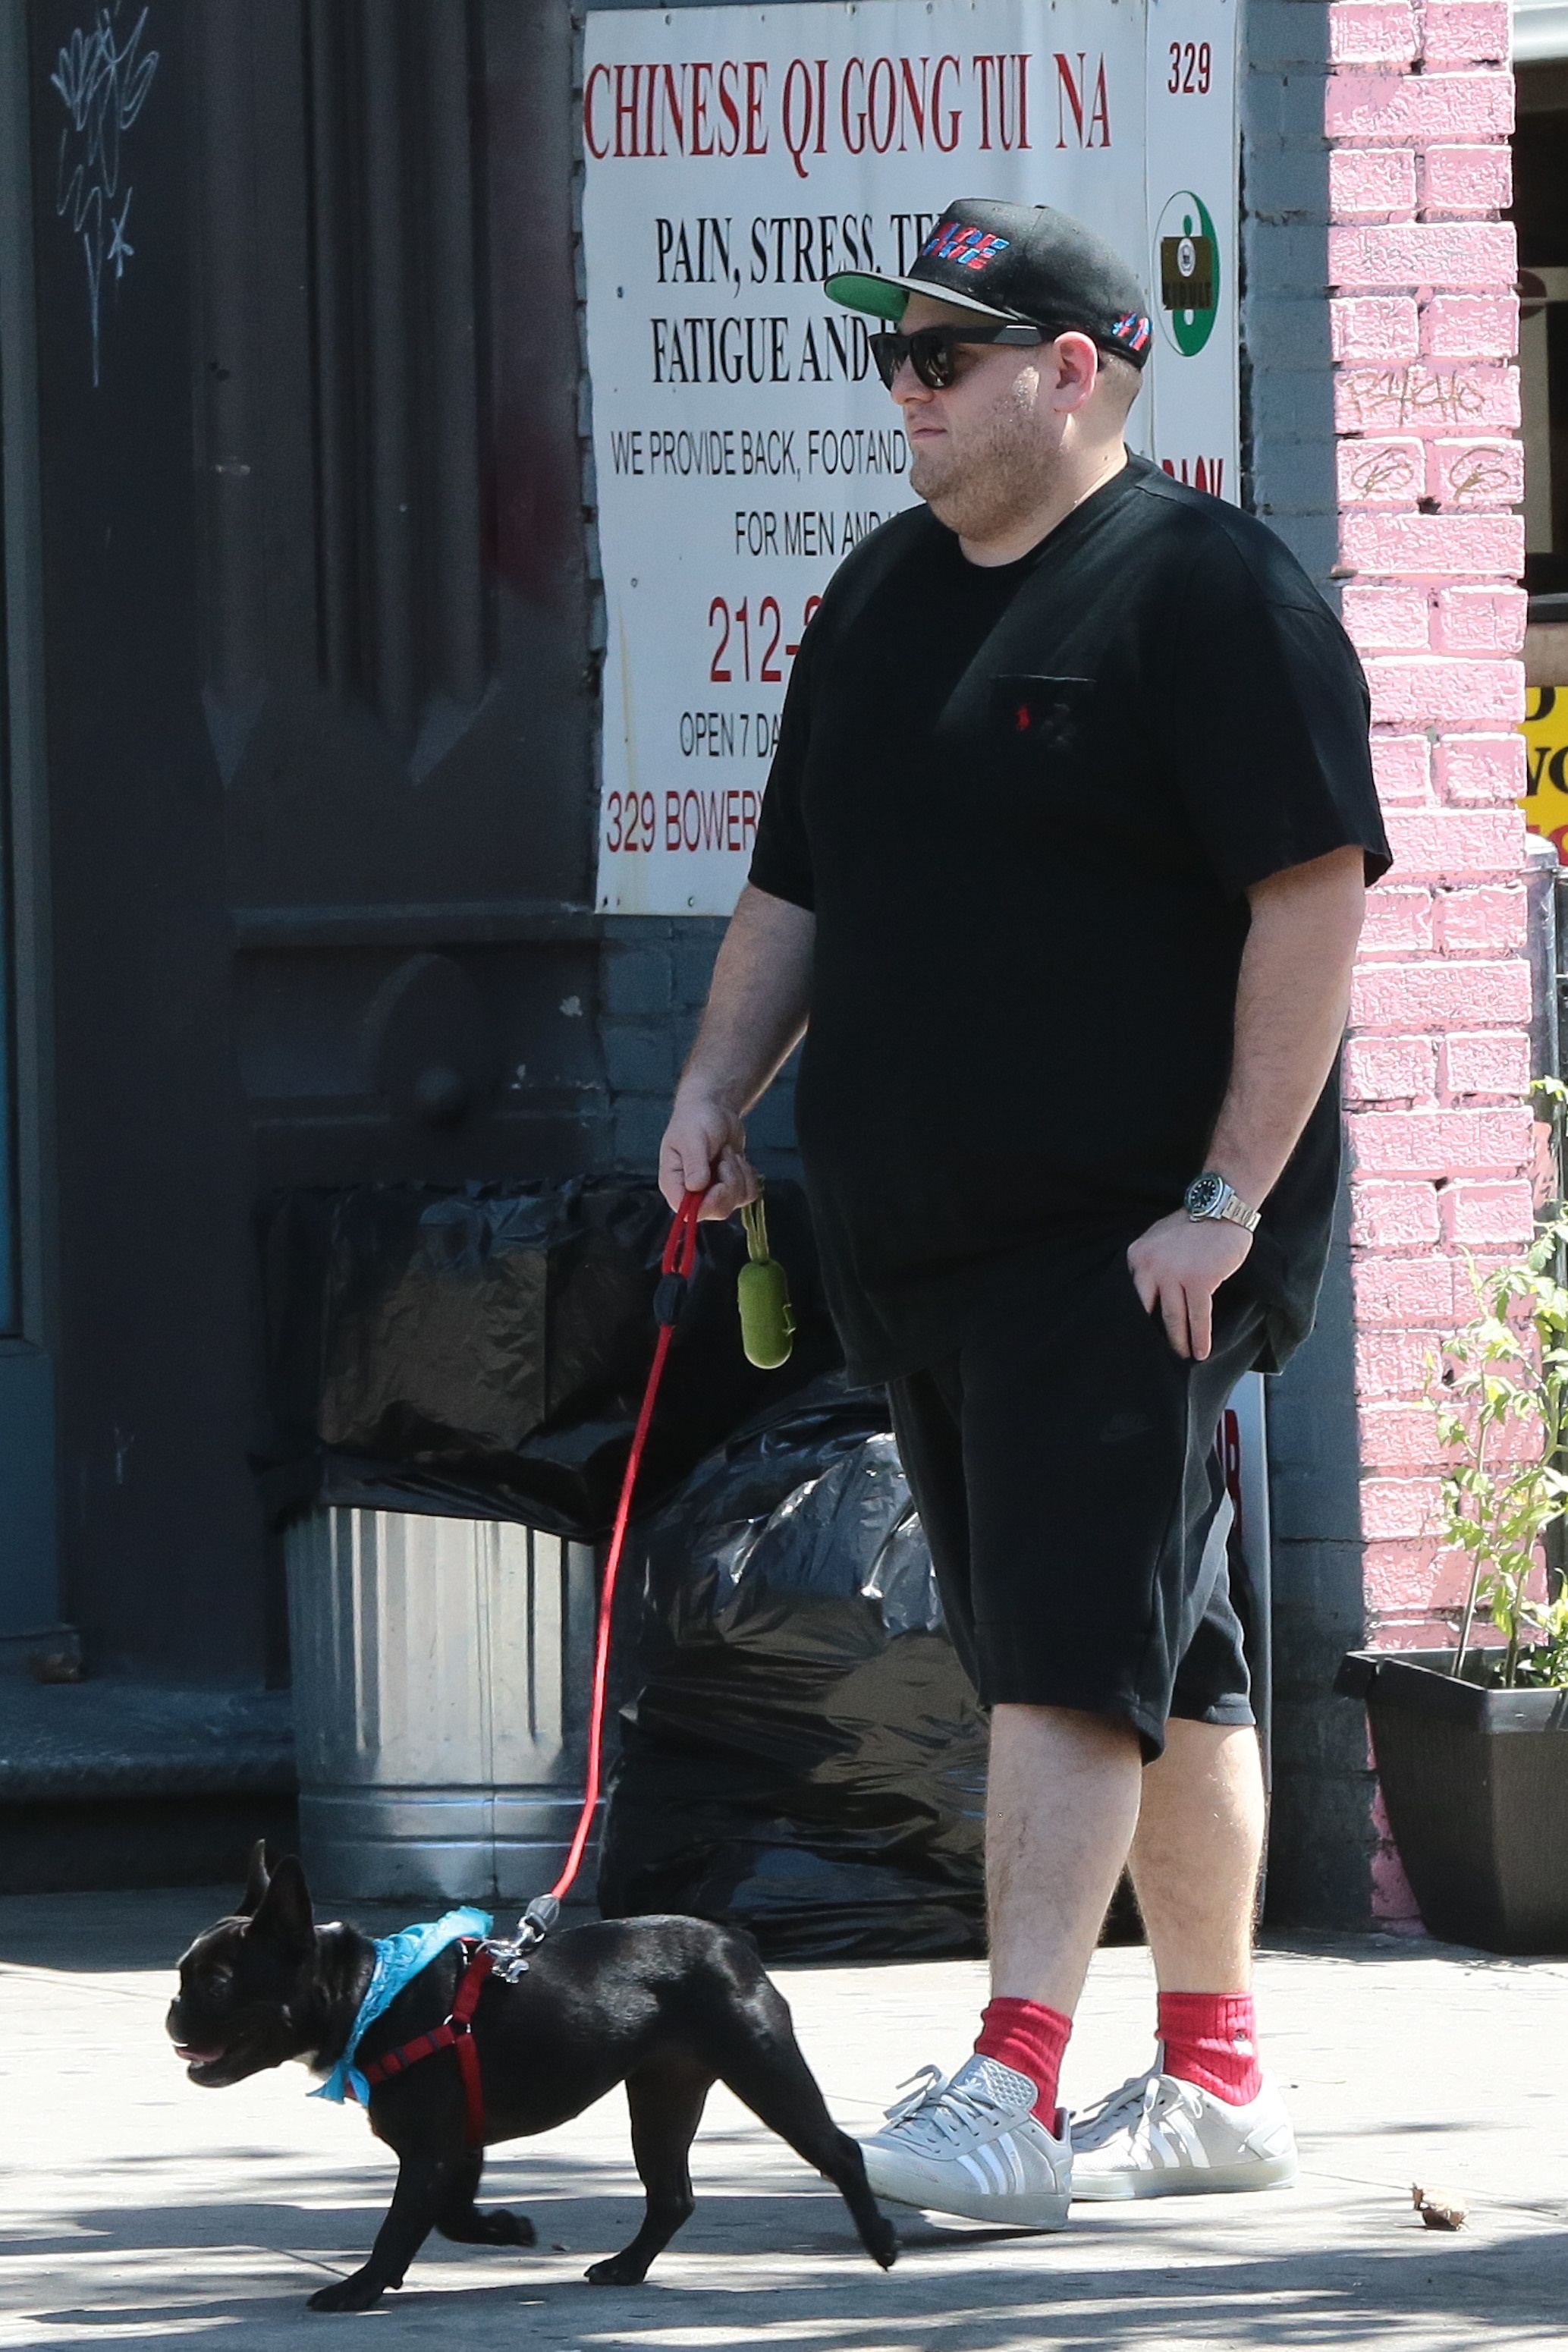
xmin=1337 ymin=1151 xmax=1568 ymax=1954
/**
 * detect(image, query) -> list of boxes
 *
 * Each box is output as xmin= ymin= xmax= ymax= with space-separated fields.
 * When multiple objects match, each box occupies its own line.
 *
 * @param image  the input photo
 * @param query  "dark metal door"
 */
xmin=200 ymin=1 xmax=603 ymax=1196
xmin=27 ymin=0 xmax=602 ymax=1683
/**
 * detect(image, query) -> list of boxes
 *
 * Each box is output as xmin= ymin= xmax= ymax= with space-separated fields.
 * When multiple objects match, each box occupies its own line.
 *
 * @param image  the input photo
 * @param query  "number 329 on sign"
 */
xmin=1167 ymin=40 xmax=1211 ymax=92
xmin=604 ymin=790 xmax=658 ymax=854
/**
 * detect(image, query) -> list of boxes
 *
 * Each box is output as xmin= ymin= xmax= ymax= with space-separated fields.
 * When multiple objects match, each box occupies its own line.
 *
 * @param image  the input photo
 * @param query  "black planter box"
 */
xmin=1337 ymin=1649 xmax=1568 ymax=1954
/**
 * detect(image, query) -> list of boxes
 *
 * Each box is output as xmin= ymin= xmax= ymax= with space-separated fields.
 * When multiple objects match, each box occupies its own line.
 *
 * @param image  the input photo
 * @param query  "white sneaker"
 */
xmin=858 ymin=2055 xmax=1073 ymax=2228
xmin=1070 ymin=2063 xmax=1298 ymax=2201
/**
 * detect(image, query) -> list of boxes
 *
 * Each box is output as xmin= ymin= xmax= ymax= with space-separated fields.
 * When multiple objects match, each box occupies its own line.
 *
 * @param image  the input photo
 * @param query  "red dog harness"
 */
xmin=361 ymin=1940 xmax=495 ymax=2148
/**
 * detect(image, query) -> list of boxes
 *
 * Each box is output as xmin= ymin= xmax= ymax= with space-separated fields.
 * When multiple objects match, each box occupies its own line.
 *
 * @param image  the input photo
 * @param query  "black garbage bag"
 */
xmin=599 ymin=1377 xmax=988 ymax=1961
xmin=256 ymin=1178 xmax=841 ymax=1539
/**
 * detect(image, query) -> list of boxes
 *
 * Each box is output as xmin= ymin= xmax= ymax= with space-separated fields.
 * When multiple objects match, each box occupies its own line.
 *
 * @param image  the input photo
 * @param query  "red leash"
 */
xmin=355 ymin=1190 xmax=707 ymax=2142
xmin=548 ymin=1186 xmax=705 ymax=1901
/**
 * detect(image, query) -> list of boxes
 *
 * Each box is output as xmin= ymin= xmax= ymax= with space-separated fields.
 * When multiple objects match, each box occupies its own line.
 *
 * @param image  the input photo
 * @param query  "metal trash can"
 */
xmin=285 ymin=1508 xmax=597 ymax=1904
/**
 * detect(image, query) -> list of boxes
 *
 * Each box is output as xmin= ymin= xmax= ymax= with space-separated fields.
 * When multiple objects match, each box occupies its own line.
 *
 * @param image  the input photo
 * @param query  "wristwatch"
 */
xmin=1183 ymin=1171 xmax=1261 ymax=1234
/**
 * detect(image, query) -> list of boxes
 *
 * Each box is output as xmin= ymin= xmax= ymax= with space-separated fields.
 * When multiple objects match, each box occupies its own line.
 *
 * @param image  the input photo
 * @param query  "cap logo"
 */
xmin=919 ymin=221 xmax=1010 ymax=273
xmin=1111 ymin=310 xmax=1152 ymax=352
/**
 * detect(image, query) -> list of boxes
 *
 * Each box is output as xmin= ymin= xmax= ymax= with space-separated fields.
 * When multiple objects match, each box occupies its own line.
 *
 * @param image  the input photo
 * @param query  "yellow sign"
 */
xmin=1523 ymin=685 xmax=1568 ymax=860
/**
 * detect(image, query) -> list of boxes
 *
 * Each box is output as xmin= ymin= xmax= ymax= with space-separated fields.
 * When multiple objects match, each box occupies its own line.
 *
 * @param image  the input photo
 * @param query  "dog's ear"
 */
xmin=246 ymin=1853 xmax=315 ymax=1960
xmin=238 ymin=1839 xmax=271 ymax=1917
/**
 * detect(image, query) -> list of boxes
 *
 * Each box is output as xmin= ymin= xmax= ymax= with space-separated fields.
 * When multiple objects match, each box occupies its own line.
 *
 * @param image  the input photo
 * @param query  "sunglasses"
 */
xmin=869 ymin=320 xmax=1047 ymax=390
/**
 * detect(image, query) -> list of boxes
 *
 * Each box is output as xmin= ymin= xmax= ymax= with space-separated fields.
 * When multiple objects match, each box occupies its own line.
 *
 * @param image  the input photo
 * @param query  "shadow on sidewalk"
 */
xmin=7 ymin=2145 xmax=1564 ymax=2348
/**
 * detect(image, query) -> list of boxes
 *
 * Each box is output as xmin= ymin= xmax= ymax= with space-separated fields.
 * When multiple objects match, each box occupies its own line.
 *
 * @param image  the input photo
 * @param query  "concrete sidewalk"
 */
xmin=0 ymin=1889 xmax=1563 ymax=2348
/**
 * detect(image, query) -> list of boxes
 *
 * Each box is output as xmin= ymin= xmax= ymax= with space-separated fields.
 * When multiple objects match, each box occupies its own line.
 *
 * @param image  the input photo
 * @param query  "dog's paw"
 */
xmin=306 ymin=2271 xmax=386 ymax=2313
xmin=476 ymin=2206 xmax=536 ymax=2247
xmin=869 ymin=2216 xmax=900 ymax=2271
xmin=586 ymin=2253 xmax=650 ymax=2287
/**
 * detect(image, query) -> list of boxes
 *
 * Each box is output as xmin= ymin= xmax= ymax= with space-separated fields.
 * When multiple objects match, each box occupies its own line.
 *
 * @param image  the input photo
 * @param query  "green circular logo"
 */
xmin=1155 ymin=190 xmax=1219 ymax=357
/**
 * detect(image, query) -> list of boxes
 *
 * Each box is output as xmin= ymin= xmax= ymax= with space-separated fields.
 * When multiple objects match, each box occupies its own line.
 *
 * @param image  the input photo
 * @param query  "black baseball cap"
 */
xmin=825 ymin=197 xmax=1153 ymax=369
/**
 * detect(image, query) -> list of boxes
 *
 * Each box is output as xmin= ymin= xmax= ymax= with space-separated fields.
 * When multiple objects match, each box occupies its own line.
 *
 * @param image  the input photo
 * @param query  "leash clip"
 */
xmin=485 ymin=1948 xmax=530 ymax=1985
xmin=482 ymin=1891 xmax=561 ymax=1984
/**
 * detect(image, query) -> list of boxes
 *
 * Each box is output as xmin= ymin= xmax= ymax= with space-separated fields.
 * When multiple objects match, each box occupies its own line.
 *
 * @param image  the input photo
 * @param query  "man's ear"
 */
xmin=247 ymin=1854 xmax=315 ymax=1958
xmin=1048 ymin=329 xmax=1101 ymax=411
xmin=238 ymin=1839 xmax=271 ymax=1917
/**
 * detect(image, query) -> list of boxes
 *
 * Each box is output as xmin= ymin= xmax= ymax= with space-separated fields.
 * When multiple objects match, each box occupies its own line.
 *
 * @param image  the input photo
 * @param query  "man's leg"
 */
xmin=968 ymin=1705 xmax=1142 ymax=2140
xmin=856 ymin=1370 xmax=1133 ymax=2230
xmin=1128 ymin=1720 xmax=1271 ymax=2105
xmin=979 ymin=1715 xmax=1260 ymax=2118
xmin=1071 ymin=1716 xmax=1296 ymax=2199
xmin=864 ymin=1257 xmax=1282 ymax=2223
xmin=1127 ymin=1719 xmax=1264 ymax=1992
xmin=856 ymin=1700 xmax=1137 ymax=2228
xmin=987 ymin=1703 xmax=1142 ymax=2011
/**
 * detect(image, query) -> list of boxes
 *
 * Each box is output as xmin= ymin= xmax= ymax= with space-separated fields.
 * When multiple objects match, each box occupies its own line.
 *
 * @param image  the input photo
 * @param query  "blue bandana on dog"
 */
xmin=312 ymin=1907 xmax=492 ymax=2110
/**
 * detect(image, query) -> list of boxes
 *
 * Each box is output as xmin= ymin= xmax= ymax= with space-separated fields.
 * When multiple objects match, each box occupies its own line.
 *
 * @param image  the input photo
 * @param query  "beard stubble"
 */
xmin=907 ymin=370 xmax=1067 ymax=546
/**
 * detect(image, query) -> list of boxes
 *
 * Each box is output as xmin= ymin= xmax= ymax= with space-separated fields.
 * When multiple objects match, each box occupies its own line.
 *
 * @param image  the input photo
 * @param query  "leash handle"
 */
xmin=547 ymin=1188 xmax=708 ymax=1904
xmin=661 ymin=1187 xmax=706 ymax=1273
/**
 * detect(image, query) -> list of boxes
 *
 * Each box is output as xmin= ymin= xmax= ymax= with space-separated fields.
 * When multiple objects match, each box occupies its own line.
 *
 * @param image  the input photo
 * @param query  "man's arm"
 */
xmin=1128 ymin=844 xmax=1368 ymax=1360
xmin=658 ymin=882 xmax=816 ymax=1218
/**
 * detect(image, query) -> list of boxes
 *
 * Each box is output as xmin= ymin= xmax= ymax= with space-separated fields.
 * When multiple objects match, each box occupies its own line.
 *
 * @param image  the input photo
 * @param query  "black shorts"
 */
xmin=888 ymin=1231 xmax=1266 ymax=1761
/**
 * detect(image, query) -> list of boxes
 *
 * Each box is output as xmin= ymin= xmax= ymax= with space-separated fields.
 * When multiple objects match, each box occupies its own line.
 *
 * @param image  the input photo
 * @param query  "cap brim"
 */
xmin=824 ymin=269 xmax=1022 ymax=323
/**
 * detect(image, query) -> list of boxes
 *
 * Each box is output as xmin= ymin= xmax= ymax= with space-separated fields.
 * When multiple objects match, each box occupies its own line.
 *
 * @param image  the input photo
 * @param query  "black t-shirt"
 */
xmin=749 ymin=454 xmax=1390 ymax=1383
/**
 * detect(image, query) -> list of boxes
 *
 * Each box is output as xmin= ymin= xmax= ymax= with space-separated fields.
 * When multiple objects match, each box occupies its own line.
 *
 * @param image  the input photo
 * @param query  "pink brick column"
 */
xmin=1328 ymin=0 xmax=1530 ymax=1917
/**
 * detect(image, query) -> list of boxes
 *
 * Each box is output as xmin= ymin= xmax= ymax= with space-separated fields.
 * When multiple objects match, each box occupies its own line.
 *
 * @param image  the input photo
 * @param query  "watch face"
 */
xmin=1186 ymin=1172 xmax=1225 ymax=1218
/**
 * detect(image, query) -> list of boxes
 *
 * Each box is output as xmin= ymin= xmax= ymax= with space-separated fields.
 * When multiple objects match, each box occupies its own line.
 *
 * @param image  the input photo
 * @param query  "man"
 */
xmin=658 ymin=198 xmax=1388 ymax=2229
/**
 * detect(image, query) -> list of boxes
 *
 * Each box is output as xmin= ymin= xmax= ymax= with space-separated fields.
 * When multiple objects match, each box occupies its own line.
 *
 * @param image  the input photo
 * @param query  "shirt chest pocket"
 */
xmin=990 ymin=674 xmax=1098 ymax=760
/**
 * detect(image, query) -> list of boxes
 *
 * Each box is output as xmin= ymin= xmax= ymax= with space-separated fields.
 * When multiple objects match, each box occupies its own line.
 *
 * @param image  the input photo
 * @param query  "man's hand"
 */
xmin=658 ymin=1090 xmax=759 ymax=1219
xmin=1127 ymin=1211 xmax=1254 ymax=1362
xmin=1124 ymin=846 xmax=1364 ymax=1362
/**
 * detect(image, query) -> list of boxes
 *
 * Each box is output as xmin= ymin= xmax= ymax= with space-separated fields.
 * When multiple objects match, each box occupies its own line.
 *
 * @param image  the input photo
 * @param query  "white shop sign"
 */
xmin=585 ymin=0 xmax=1239 ymax=917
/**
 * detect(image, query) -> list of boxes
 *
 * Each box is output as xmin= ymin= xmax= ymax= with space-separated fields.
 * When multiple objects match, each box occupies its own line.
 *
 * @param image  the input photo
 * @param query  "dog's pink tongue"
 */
xmin=175 ymin=2044 xmax=222 ymax=2063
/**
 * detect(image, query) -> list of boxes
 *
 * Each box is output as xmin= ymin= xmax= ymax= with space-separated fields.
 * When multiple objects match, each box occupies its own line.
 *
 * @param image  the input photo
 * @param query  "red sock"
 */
xmin=1158 ymin=1992 xmax=1263 ymax=2105
xmin=974 ymin=1996 xmax=1071 ymax=2125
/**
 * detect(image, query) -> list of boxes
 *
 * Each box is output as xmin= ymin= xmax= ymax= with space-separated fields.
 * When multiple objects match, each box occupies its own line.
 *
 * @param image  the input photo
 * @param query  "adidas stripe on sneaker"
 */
xmin=857 ymin=2053 xmax=1073 ymax=2228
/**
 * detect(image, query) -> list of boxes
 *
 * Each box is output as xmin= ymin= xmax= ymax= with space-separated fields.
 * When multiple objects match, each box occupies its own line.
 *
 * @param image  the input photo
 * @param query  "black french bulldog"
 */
xmin=168 ymin=1845 xmax=897 ymax=2311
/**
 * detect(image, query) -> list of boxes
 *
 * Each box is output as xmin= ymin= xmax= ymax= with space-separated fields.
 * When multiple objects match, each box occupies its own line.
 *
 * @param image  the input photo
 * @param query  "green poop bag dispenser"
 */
xmin=737 ymin=1184 xmax=795 ymax=1369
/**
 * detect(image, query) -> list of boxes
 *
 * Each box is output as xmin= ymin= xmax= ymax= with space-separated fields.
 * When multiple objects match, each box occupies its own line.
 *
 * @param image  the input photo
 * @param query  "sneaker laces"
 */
xmin=878 ymin=2063 xmax=1024 ymax=2155
xmin=1075 ymin=2068 xmax=1202 ymax=2153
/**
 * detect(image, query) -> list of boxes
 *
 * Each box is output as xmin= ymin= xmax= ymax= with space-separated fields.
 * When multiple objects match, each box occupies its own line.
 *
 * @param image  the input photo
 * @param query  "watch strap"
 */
xmin=1214 ymin=1190 xmax=1262 ymax=1234
xmin=1185 ymin=1171 xmax=1261 ymax=1234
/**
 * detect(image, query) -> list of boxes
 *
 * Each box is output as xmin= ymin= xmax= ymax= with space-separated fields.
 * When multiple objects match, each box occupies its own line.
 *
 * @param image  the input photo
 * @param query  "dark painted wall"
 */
xmin=0 ymin=0 xmax=59 ymax=1660
xmin=32 ymin=0 xmax=259 ymax=1681
xmin=28 ymin=0 xmax=613 ymax=1685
